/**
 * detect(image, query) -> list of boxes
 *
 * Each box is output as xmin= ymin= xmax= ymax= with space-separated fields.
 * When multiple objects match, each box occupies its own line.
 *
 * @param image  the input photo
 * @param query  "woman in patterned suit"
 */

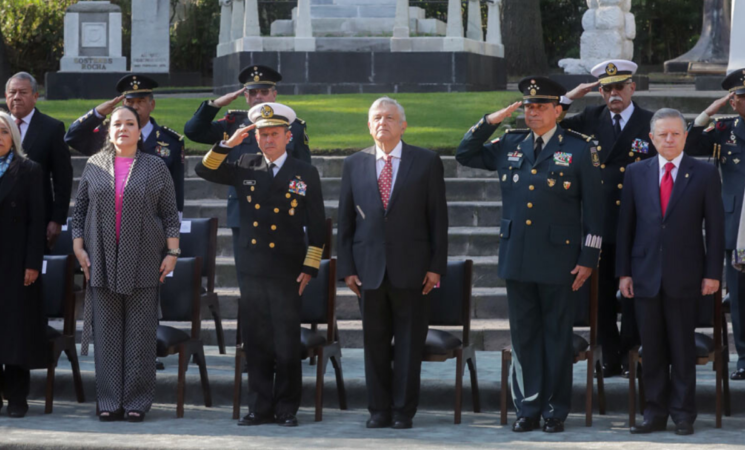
xmin=71 ymin=106 xmax=180 ymax=422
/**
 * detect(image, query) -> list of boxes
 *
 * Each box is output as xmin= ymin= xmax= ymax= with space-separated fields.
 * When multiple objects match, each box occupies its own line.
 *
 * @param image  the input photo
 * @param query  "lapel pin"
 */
xmin=685 ymin=173 xmax=689 ymax=178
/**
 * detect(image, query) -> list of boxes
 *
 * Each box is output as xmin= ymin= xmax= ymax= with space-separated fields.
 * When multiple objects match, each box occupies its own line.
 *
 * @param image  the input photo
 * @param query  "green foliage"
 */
xmin=170 ymin=0 xmax=220 ymax=75
xmin=540 ymin=0 xmax=584 ymax=68
xmin=0 ymin=0 xmax=76 ymax=79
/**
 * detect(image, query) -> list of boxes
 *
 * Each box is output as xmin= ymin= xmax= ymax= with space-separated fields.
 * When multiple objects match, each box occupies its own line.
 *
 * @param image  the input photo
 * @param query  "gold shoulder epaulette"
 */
xmin=161 ymin=126 xmax=184 ymax=141
xmin=565 ymin=129 xmax=592 ymax=142
xmin=296 ymin=117 xmax=306 ymax=125
xmin=227 ymin=109 xmax=249 ymax=115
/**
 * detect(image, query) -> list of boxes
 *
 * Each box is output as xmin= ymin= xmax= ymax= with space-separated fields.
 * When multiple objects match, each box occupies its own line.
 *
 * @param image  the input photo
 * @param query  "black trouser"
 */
xmin=726 ymin=250 xmax=745 ymax=370
xmin=506 ymin=280 xmax=575 ymax=421
xmin=361 ymin=276 xmax=430 ymax=420
xmin=635 ymin=291 xmax=697 ymax=425
xmin=0 ymin=365 xmax=30 ymax=407
xmin=240 ymin=274 xmax=301 ymax=417
xmin=597 ymin=243 xmax=639 ymax=368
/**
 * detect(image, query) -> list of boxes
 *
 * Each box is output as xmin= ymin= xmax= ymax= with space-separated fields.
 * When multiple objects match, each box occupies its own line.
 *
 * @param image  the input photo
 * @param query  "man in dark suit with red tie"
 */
xmin=617 ymin=108 xmax=725 ymax=436
xmin=337 ymin=97 xmax=448 ymax=429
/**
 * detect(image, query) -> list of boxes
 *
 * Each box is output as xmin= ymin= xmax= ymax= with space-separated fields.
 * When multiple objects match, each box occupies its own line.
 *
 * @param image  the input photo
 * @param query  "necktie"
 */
xmin=269 ymin=163 xmax=276 ymax=179
xmin=534 ymin=136 xmax=544 ymax=160
xmin=15 ymin=118 xmax=23 ymax=129
xmin=660 ymin=162 xmax=675 ymax=216
xmin=378 ymin=155 xmax=393 ymax=210
xmin=613 ymin=114 xmax=622 ymax=139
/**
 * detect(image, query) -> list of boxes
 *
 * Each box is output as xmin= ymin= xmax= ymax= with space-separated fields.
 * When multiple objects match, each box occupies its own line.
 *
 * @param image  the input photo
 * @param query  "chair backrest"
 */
xmin=179 ymin=218 xmax=217 ymax=291
xmin=50 ymin=217 xmax=74 ymax=257
xmin=160 ymin=257 xmax=202 ymax=337
xmin=428 ymin=260 xmax=473 ymax=343
xmin=41 ymin=255 xmax=76 ymax=335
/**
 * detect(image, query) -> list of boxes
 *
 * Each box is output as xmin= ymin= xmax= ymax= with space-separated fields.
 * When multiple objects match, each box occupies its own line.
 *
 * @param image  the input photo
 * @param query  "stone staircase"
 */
xmin=270 ymin=0 xmax=446 ymax=37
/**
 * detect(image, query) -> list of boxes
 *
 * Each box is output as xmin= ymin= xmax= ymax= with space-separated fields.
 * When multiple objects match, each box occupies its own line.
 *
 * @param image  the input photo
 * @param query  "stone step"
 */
xmin=302 ymin=5 xmax=427 ymax=19
xmin=72 ymin=156 xmax=498 ymax=180
xmin=271 ymin=17 xmax=444 ymax=38
xmin=71 ymin=177 xmax=501 ymax=203
xmin=212 ymin=226 xmax=501 ymax=258
xmin=183 ymin=199 xmax=502 ymax=228
xmin=214 ymin=255 xmax=502 ymax=289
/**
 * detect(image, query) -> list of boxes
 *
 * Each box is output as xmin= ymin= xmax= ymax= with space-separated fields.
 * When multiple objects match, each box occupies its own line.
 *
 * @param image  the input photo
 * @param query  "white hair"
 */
xmin=5 ymin=71 xmax=38 ymax=94
xmin=368 ymin=97 xmax=406 ymax=123
xmin=0 ymin=111 xmax=26 ymax=158
xmin=650 ymin=108 xmax=687 ymax=134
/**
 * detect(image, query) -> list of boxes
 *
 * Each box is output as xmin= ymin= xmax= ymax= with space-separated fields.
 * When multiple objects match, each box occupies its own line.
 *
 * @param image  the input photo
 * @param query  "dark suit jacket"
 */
xmin=560 ymin=102 xmax=657 ymax=243
xmin=337 ymin=142 xmax=448 ymax=290
xmin=616 ymin=154 xmax=725 ymax=298
xmin=23 ymin=108 xmax=72 ymax=225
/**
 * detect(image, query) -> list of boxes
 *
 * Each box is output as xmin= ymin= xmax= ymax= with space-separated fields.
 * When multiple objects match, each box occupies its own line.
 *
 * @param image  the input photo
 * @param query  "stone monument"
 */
xmin=59 ymin=1 xmax=126 ymax=72
xmin=558 ymin=0 xmax=635 ymax=74
xmin=665 ymin=0 xmax=730 ymax=74
xmin=131 ymin=0 xmax=170 ymax=73
xmin=728 ymin=0 xmax=745 ymax=73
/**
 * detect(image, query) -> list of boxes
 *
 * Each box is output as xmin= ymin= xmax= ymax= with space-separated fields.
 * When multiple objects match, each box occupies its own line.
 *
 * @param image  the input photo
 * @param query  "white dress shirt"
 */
xmin=609 ymin=102 xmax=635 ymax=131
xmin=375 ymin=140 xmax=403 ymax=195
xmin=10 ymin=108 xmax=35 ymax=143
xmin=658 ymin=152 xmax=684 ymax=185
xmin=265 ymin=151 xmax=288 ymax=176
xmin=533 ymin=125 xmax=557 ymax=149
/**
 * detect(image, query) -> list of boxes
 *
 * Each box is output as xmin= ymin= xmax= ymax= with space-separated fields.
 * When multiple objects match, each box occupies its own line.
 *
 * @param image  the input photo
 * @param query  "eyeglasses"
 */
xmin=601 ymin=82 xmax=631 ymax=93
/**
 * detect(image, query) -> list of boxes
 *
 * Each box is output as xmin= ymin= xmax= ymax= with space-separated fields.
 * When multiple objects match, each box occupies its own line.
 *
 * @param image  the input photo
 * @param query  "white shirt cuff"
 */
xmin=93 ymin=108 xmax=105 ymax=119
xmin=560 ymin=96 xmax=573 ymax=105
xmin=694 ymin=112 xmax=711 ymax=127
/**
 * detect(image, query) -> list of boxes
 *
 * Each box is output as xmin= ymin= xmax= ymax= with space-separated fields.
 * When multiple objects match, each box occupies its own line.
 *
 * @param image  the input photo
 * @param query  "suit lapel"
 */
xmin=386 ymin=142 xmax=413 ymax=213
xmin=645 ymin=157 xmax=662 ymax=221
xmin=664 ymin=154 xmax=693 ymax=221
xmin=361 ymin=146 xmax=384 ymax=210
xmin=534 ymin=127 xmax=561 ymax=167
xmin=21 ymin=108 xmax=41 ymax=153
xmin=143 ymin=118 xmax=159 ymax=149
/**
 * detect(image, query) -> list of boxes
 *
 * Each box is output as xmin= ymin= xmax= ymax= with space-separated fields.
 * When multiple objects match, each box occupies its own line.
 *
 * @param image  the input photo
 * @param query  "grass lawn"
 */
xmin=37 ymin=91 xmax=521 ymax=153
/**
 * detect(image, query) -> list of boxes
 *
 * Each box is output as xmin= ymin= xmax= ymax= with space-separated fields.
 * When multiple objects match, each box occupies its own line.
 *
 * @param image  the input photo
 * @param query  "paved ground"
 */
xmin=2 ymin=348 xmax=745 ymax=449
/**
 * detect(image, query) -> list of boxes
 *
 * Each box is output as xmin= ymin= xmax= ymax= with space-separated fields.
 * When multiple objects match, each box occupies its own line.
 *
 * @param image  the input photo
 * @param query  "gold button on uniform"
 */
xmin=531 ymin=169 xmax=537 ymax=174
xmin=253 ymin=221 xmax=258 ymax=227
xmin=269 ymin=243 xmax=275 ymax=248
xmin=286 ymin=193 xmax=291 ymax=198
xmin=274 ymin=208 xmax=279 ymax=213
xmin=255 ymin=204 xmax=260 ymax=209
xmin=620 ymin=167 xmax=625 ymax=172
xmin=271 ymin=225 xmax=277 ymax=230
xmin=526 ymin=220 xmax=532 ymax=225
xmin=251 ymin=239 xmax=256 ymax=245
xmin=629 ymin=152 xmax=634 ymax=157
xmin=600 ymin=164 xmax=606 ymax=169
xmin=251 ymin=186 xmax=255 ymax=191
xmin=616 ymin=200 xmax=621 ymax=206
xmin=565 ymin=240 xmax=570 ymax=244
xmin=529 ymin=185 xmax=535 ymax=191
xmin=527 ymin=202 xmax=533 ymax=208
xmin=617 ymin=184 xmax=623 ymax=189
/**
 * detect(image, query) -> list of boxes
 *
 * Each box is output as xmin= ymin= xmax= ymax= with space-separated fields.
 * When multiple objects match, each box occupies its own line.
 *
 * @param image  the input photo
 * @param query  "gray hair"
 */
xmin=5 ymin=72 xmax=39 ymax=94
xmin=650 ymin=108 xmax=687 ymax=134
xmin=369 ymin=97 xmax=406 ymax=123
xmin=0 ymin=111 xmax=26 ymax=158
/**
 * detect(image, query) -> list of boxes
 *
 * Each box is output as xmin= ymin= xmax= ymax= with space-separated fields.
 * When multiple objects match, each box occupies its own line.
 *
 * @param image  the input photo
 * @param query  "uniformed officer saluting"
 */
xmin=560 ymin=60 xmax=657 ymax=379
xmin=686 ymin=69 xmax=745 ymax=381
xmin=195 ymin=102 xmax=325 ymax=428
xmin=456 ymin=77 xmax=604 ymax=433
xmin=65 ymin=75 xmax=185 ymax=215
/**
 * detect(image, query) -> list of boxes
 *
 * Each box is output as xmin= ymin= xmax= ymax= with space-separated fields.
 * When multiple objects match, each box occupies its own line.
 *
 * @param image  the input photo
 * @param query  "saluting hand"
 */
xmin=570 ymin=265 xmax=592 ymax=291
xmin=486 ymin=101 xmax=522 ymax=125
xmin=565 ymin=81 xmax=600 ymax=101
xmin=297 ymin=273 xmax=312 ymax=296
xmin=704 ymin=92 xmax=735 ymax=117
xmin=224 ymin=124 xmax=256 ymax=148
xmin=213 ymin=87 xmax=247 ymax=108
xmin=95 ymin=95 xmax=125 ymax=117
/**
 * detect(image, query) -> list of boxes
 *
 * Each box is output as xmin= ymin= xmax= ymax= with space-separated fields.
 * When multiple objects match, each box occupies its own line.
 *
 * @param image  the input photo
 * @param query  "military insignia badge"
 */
xmin=155 ymin=146 xmax=170 ymax=158
xmin=289 ymin=208 xmax=295 ymax=216
xmin=289 ymin=179 xmax=307 ymax=196
xmin=246 ymin=196 xmax=252 ymax=203
xmin=289 ymin=132 xmax=294 ymax=143
xmin=726 ymin=132 xmax=737 ymax=146
xmin=553 ymin=152 xmax=573 ymax=166
xmin=501 ymin=174 xmax=507 ymax=181
xmin=590 ymin=147 xmax=600 ymax=167
xmin=631 ymin=139 xmax=649 ymax=154
xmin=513 ymin=174 xmax=519 ymax=183
xmin=547 ymin=178 xmax=556 ymax=187
xmin=563 ymin=181 xmax=571 ymax=190
xmin=735 ymin=158 xmax=741 ymax=164
xmin=260 ymin=105 xmax=274 ymax=118
xmin=291 ymin=199 xmax=299 ymax=208
xmin=558 ymin=134 xmax=563 ymax=143
xmin=605 ymin=63 xmax=618 ymax=76
xmin=491 ymin=137 xmax=501 ymax=144
xmin=507 ymin=151 xmax=523 ymax=161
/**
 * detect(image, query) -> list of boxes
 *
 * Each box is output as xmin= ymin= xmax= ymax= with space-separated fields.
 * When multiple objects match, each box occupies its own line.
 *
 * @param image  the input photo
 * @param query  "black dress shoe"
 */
xmin=621 ymin=369 xmax=630 ymax=379
xmin=543 ymin=418 xmax=565 ymax=433
xmin=601 ymin=363 xmax=623 ymax=378
xmin=276 ymin=413 xmax=299 ymax=427
xmin=366 ymin=415 xmax=392 ymax=428
xmin=630 ymin=419 xmax=667 ymax=434
xmin=238 ymin=412 xmax=274 ymax=426
xmin=7 ymin=404 xmax=28 ymax=418
xmin=512 ymin=417 xmax=540 ymax=432
xmin=392 ymin=418 xmax=413 ymax=429
xmin=675 ymin=421 xmax=694 ymax=436
xmin=731 ymin=368 xmax=745 ymax=380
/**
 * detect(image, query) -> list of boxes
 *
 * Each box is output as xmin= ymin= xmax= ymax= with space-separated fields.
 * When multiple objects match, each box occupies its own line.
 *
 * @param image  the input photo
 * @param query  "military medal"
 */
xmin=247 ymin=195 xmax=252 ymax=203
xmin=507 ymin=151 xmax=523 ymax=161
xmin=547 ymin=178 xmax=556 ymax=187
xmin=727 ymin=132 xmax=737 ymax=146
xmin=289 ymin=178 xmax=307 ymax=196
xmin=590 ymin=147 xmax=600 ymax=167
xmin=553 ymin=152 xmax=572 ymax=166
xmin=631 ymin=138 xmax=650 ymax=154
xmin=558 ymin=134 xmax=563 ymax=143
xmin=513 ymin=174 xmax=519 ymax=183
xmin=563 ymin=181 xmax=571 ymax=190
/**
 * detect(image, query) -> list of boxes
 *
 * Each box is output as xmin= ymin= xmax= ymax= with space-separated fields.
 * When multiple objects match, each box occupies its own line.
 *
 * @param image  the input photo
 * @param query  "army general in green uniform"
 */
xmin=195 ymin=103 xmax=325 ymax=427
xmin=456 ymin=77 xmax=604 ymax=433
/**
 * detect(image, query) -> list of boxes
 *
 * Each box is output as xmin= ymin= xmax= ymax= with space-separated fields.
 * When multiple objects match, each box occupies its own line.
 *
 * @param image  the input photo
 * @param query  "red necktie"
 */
xmin=378 ymin=155 xmax=393 ymax=209
xmin=660 ymin=162 xmax=675 ymax=216
xmin=15 ymin=118 xmax=23 ymax=128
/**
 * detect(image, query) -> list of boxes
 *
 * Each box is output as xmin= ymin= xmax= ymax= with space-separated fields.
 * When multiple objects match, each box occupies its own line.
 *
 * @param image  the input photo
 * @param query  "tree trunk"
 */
xmin=0 ymin=28 xmax=12 ymax=90
xmin=501 ymin=0 xmax=549 ymax=76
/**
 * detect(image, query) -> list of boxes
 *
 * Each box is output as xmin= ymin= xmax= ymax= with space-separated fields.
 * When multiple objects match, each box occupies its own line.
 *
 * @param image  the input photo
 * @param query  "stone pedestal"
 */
xmin=59 ymin=1 xmax=127 ymax=72
xmin=665 ymin=0 xmax=731 ymax=74
xmin=131 ymin=0 xmax=170 ymax=73
xmin=728 ymin=0 xmax=745 ymax=73
xmin=558 ymin=0 xmax=635 ymax=75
